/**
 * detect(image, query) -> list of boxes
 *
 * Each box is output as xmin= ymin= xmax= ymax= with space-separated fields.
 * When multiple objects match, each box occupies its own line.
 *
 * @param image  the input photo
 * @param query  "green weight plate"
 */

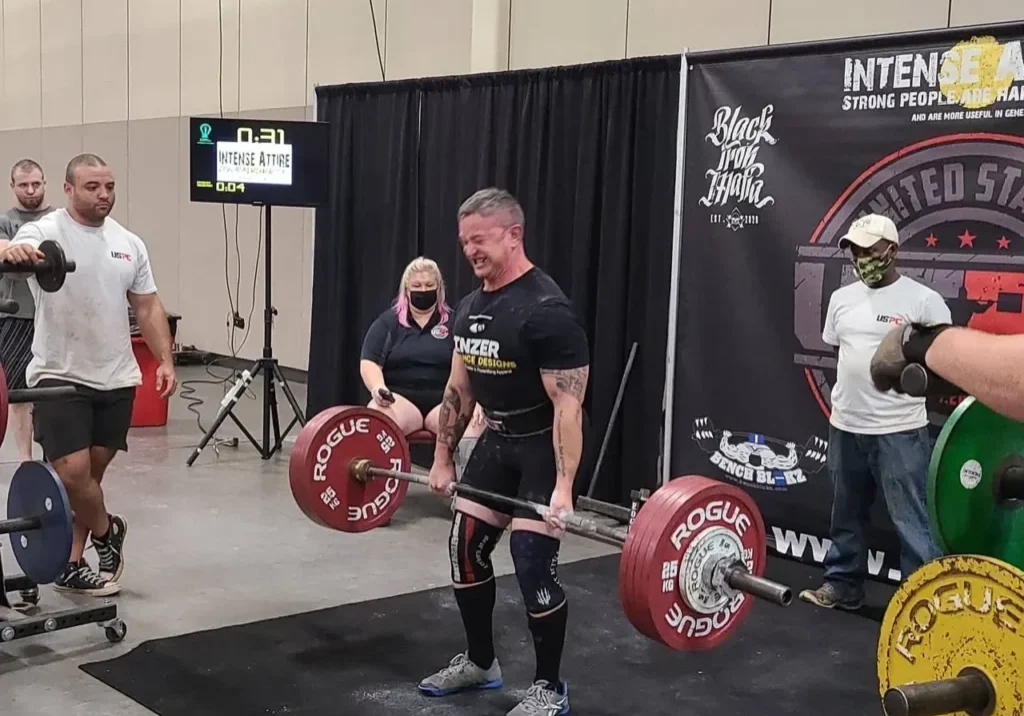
xmin=928 ymin=396 xmax=1024 ymax=569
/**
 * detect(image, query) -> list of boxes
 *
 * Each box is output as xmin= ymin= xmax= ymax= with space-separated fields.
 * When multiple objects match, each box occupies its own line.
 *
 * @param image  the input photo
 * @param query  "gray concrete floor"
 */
xmin=0 ymin=365 xmax=617 ymax=715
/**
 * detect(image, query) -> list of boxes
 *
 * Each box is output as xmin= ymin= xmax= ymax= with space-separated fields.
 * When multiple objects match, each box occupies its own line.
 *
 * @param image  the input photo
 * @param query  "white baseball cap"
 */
xmin=839 ymin=213 xmax=900 ymax=249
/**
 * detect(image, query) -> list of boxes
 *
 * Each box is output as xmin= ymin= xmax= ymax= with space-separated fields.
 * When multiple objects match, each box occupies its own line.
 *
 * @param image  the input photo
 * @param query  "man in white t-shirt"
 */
xmin=0 ymin=154 xmax=176 ymax=597
xmin=798 ymin=213 xmax=950 ymax=611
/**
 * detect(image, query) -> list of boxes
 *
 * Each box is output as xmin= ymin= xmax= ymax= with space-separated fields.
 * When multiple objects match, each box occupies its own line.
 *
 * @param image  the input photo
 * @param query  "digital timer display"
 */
xmin=188 ymin=117 xmax=330 ymax=208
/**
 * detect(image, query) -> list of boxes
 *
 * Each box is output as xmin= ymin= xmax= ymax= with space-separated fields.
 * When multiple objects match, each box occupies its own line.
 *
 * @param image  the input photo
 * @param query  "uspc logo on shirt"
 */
xmin=110 ymin=251 xmax=132 ymax=262
xmin=793 ymin=133 xmax=1024 ymax=426
xmin=431 ymin=324 xmax=449 ymax=339
xmin=454 ymin=335 xmax=517 ymax=376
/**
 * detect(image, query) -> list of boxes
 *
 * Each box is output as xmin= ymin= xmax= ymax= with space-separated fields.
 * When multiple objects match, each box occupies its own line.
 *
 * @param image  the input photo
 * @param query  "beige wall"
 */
xmin=0 ymin=0 xmax=1021 ymax=369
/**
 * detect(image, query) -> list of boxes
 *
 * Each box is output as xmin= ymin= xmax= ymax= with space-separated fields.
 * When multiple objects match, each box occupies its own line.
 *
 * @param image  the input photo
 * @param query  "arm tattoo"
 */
xmin=540 ymin=367 xmax=589 ymax=402
xmin=541 ymin=367 xmax=588 ymax=481
xmin=436 ymin=387 xmax=471 ymax=454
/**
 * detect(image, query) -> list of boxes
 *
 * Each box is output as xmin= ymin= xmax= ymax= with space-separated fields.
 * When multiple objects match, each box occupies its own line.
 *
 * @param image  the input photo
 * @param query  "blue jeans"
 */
xmin=822 ymin=425 xmax=941 ymax=597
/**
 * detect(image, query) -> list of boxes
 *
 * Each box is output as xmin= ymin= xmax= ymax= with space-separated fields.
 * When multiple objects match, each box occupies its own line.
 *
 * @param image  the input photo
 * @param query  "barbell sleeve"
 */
xmin=882 ymin=668 xmax=994 ymax=716
xmin=8 ymin=385 xmax=78 ymax=404
xmin=995 ymin=464 xmax=1024 ymax=502
xmin=353 ymin=460 xmax=628 ymax=544
xmin=0 ymin=515 xmax=42 ymax=535
xmin=723 ymin=562 xmax=793 ymax=606
xmin=0 ymin=258 xmax=76 ymax=275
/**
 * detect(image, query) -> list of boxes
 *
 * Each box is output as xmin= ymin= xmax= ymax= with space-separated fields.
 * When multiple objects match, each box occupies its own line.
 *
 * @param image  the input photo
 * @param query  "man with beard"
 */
xmin=0 ymin=154 xmax=176 ymax=596
xmin=0 ymin=159 xmax=54 ymax=461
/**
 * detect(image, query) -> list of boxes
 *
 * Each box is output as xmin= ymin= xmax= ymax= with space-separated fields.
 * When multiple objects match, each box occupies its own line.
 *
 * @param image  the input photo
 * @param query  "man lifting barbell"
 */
xmin=413 ymin=188 xmax=592 ymax=715
xmin=0 ymin=153 xmax=176 ymax=597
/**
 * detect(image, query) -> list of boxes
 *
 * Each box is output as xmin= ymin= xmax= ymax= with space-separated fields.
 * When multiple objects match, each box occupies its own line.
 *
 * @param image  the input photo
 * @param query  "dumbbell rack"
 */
xmin=0 ymin=548 xmax=127 ymax=644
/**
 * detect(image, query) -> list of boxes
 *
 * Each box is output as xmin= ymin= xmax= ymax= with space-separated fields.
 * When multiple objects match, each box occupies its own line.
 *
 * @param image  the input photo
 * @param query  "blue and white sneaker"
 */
xmin=418 ymin=651 xmax=503 ymax=696
xmin=507 ymin=680 xmax=570 ymax=715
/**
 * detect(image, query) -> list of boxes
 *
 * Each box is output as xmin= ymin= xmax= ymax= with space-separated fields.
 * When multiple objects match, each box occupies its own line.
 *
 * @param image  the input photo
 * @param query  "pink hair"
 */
xmin=393 ymin=257 xmax=452 ymax=328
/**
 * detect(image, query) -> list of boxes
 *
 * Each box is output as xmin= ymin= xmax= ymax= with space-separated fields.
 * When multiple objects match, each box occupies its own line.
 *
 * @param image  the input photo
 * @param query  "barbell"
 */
xmin=2 ymin=460 xmax=74 ymax=585
xmin=0 ymin=239 xmax=77 ymax=292
xmin=287 ymin=406 xmax=793 ymax=652
xmin=877 ymin=554 xmax=1023 ymax=716
xmin=0 ymin=362 xmax=79 ymax=450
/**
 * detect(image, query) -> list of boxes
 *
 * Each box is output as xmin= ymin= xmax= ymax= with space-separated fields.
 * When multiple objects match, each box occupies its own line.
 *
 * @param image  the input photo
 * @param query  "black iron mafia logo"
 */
xmin=691 ymin=417 xmax=827 ymax=492
xmin=700 ymin=104 xmax=778 ymax=232
xmin=794 ymin=133 xmax=1024 ymax=426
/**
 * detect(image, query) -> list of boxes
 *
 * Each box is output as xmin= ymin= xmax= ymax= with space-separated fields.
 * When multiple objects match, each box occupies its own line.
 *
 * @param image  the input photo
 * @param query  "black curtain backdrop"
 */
xmin=310 ymin=57 xmax=680 ymax=505
xmin=307 ymin=83 xmax=421 ymax=418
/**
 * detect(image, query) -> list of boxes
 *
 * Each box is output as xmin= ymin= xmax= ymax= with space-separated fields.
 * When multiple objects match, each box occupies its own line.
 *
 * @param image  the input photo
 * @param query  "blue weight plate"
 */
xmin=6 ymin=461 xmax=74 ymax=584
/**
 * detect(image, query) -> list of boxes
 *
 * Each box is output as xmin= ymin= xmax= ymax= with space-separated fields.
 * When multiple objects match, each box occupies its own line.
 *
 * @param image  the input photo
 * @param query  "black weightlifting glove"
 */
xmin=870 ymin=323 xmax=952 ymax=394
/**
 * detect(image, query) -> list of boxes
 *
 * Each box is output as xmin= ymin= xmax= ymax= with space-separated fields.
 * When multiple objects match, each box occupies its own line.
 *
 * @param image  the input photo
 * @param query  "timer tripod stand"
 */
xmin=186 ymin=205 xmax=306 ymax=465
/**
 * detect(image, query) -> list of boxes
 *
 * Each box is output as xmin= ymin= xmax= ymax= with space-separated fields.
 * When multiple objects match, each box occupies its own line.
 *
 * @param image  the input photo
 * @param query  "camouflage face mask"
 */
xmin=853 ymin=246 xmax=895 ymax=287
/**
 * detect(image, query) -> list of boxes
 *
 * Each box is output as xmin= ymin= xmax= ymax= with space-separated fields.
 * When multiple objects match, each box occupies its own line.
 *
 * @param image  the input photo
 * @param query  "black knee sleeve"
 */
xmin=510 ymin=530 xmax=566 ymax=614
xmin=449 ymin=511 xmax=502 ymax=585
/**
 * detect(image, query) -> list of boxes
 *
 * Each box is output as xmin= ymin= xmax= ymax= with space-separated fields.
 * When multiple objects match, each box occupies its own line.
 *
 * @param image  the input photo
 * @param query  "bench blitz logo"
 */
xmin=691 ymin=417 xmax=827 ymax=492
xmin=793 ymin=133 xmax=1024 ymax=426
xmin=700 ymin=104 xmax=778 ymax=232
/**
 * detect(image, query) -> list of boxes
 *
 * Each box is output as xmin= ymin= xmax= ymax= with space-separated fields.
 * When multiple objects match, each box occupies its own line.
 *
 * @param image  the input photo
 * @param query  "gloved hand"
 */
xmin=870 ymin=323 xmax=952 ymax=394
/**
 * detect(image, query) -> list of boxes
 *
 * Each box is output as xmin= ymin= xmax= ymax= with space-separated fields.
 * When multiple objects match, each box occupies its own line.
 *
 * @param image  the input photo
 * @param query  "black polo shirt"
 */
xmin=360 ymin=307 xmax=454 ymax=403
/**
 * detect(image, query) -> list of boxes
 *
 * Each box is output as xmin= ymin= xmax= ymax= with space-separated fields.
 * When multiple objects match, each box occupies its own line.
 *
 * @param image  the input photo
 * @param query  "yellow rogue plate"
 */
xmin=877 ymin=554 xmax=1024 ymax=716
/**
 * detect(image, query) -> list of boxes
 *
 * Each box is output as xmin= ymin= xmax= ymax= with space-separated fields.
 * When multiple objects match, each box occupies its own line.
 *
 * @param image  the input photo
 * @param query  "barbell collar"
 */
xmin=0 ymin=515 xmax=42 ymax=535
xmin=7 ymin=385 xmax=78 ymax=404
xmin=722 ymin=561 xmax=793 ymax=607
xmin=882 ymin=667 xmax=995 ymax=716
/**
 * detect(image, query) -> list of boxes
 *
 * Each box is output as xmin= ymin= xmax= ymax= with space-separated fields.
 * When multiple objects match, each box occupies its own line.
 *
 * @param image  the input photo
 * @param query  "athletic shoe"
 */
xmin=798 ymin=582 xmax=863 ymax=611
xmin=418 ymin=652 xmax=503 ymax=696
xmin=507 ymin=680 xmax=570 ymax=716
xmin=53 ymin=560 xmax=121 ymax=597
xmin=93 ymin=514 xmax=128 ymax=581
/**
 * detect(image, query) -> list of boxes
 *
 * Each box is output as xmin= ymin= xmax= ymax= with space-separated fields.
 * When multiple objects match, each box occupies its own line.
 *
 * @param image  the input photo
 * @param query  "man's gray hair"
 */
xmin=457 ymin=187 xmax=525 ymax=231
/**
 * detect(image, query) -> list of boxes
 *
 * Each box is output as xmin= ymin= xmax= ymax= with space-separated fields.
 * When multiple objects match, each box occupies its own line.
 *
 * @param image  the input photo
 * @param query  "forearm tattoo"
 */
xmin=437 ymin=386 xmax=471 ymax=454
xmin=542 ymin=367 xmax=589 ymax=478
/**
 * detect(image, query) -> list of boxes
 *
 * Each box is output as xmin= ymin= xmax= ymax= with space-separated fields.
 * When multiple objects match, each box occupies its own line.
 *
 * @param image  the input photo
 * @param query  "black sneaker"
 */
xmin=798 ymin=582 xmax=863 ymax=611
xmin=53 ymin=561 xmax=120 ymax=597
xmin=93 ymin=514 xmax=128 ymax=581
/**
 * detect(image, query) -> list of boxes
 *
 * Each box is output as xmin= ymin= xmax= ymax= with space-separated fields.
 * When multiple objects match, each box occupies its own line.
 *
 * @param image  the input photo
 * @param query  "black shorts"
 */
xmin=32 ymin=379 xmax=136 ymax=461
xmin=0 ymin=317 xmax=34 ymax=391
xmin=459 ymin=416 xmax=592 ymax=521
xmin=397 ymin=387 xmax=443 ymax=418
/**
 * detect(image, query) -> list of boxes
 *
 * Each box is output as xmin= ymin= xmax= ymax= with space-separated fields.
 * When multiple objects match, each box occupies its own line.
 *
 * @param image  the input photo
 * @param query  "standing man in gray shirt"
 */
xmin=0 ymin=159 xmax=54 ymax=461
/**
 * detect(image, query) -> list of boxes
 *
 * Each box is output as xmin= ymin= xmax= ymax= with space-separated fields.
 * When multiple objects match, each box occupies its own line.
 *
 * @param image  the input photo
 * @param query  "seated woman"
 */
xmin=360 ymin=256 xmax=485 ymax=445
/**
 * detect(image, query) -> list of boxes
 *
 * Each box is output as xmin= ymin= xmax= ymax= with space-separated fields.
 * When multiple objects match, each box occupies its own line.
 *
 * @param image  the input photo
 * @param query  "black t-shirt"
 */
xmin=360 ymin=308 xmax=453 ymax=398
xmin=452 ymin=267 xmax=590 ymax=413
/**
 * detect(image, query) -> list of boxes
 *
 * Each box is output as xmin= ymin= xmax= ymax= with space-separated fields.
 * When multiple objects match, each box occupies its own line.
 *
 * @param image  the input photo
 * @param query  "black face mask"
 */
xmin=409 ymin=290 xmax=437 ymax=311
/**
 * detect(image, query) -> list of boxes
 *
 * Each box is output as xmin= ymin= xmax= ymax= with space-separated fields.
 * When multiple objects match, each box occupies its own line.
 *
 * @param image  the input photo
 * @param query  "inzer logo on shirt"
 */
xmin=876 ymin=314 xmax=904 ymax=325
xmin=454 ymin=335 xmax=517 ymax=374
xmin=110 ymin=251 xmax=133 ymax=262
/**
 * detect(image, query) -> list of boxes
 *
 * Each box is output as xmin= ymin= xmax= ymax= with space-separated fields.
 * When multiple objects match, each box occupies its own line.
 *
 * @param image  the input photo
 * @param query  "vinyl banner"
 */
xmin=672 ymin=33 xmax=1024 ymax=582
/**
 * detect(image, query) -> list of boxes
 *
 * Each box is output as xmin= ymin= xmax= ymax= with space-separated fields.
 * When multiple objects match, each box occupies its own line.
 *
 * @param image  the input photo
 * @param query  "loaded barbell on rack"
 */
xmin=0 ymin=362 xmax=78 ymax=449
xmin=1 ymin=461 xmax=75 ymax=587
xmin=287 ymin=406 xmax=793 ymax=652
xmin=0 ymin=239 xmax=77 ymax=292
